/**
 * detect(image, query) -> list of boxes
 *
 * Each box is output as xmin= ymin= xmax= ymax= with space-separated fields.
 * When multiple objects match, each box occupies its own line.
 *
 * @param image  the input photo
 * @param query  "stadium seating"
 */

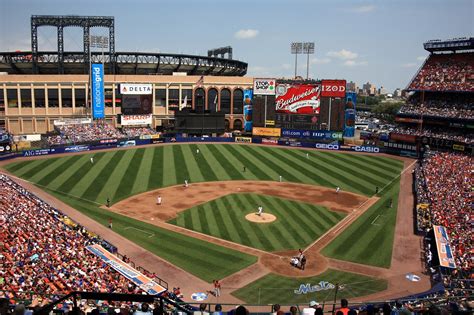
xmin=47 ymin=122 xmax=124 ymax=146
xmin=0 ymin=175 xmax=144 ymax=298
xmin=121 ymin=127 xmax=160 ymax=138
xmin=391 ymin=126 xmax=473 ymax=144
xmin=414 ymin=152 xmax=472 ymax=297
xmin=407 ymin=53 xmax=474 ymax=92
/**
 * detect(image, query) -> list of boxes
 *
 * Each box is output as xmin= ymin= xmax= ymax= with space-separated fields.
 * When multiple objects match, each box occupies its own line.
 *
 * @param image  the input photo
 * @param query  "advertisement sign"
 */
xmin=121 ymin=114 xmax=153 ymax=126
xmin=252 ymin=127 xmax=281 ymax=137
xmin=121 ymin=95 xmax=153 ymax=115
xmin=353 ymin=146 xmax=380 ymax=153
xmin=117 ymin=140 xmax=136 ymax=147
xmin=390 ymin=133 xmax=417 ymax=143
xmin=315 ymin=143 xmax=340 ymax=150
xmin=243 ymin=89 xmax=253 ymax=132
xmin=395 ymin=117 xmax=423 ymax=124
xmin=64 ymin=145 xmax=90 ymax=153
xmin=253 ymin=78 xmax=276 ymax=95
xmin=321 ymin=80 xmax=346 ymax=97
xmin=281 ymin=129 xmax=342 ymax=140
xmin=344 ymin=92 xmax=357 ymax=137
xmin=120 ymin=84 xmax=153 ymax=95
xmin=432 ymin=225 xmax=456 ymax=268
xmin=0 ymin=143 xmax=11 ymax=153
xmin=262 ymin=138 xmax=278 ymax=145
xmin=22 ymin=148 xmax=56 ymax=157
xmin=91 ymin=63 xmax=104 ymax=119
xmin=275 ymin=84 xmax=321 ymax=114
xmin=235 ymin=137 xmax=252 ymax=143
xmin=87 ymin=244 xmax=166 ymax=294
xmin=54 ymin=118 xmax=92 ymax=126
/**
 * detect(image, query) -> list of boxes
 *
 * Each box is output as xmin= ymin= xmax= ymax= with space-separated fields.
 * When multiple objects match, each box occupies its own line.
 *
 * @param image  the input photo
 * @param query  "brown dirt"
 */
xmin=245 ymin=213 xmax=277 ymax=223
xmin=0 ymin=144 xmax=431 ymax=303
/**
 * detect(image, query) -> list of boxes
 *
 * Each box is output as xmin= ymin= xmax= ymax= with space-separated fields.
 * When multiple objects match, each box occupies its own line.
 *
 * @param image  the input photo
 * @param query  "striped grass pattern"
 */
xmin=170 ymin=193 xmax=346 ymax=252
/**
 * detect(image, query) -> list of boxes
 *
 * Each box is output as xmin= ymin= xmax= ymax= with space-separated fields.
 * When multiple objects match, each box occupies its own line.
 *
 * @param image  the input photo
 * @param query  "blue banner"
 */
xmin=91 ymin=63 xmax=105 ymax=119
xmin=243 ymin=89 xmax=253 ymax=132
xmin=281 ymin=129 xmax=343 ymax=140
xmin=344 ymin=92 xmax=357 ymax=137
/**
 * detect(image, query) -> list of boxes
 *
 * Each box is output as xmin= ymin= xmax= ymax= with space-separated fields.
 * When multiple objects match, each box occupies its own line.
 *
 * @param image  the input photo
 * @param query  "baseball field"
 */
xmin=3 ymin=143 xmax=407 ymax=302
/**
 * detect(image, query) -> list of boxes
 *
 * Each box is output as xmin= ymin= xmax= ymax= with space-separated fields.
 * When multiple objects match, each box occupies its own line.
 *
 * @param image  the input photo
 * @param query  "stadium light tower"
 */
xmin=291 ymin=42 xmax=303 ymax=79
xmin=89 ymin=35 xmax=108 ymax=119
xmin=303 ymin=42 xmax=315 ymax=79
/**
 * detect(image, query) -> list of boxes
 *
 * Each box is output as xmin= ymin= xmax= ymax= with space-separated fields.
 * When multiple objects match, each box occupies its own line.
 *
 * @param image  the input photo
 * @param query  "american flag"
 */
xmin=196 ymin=75 xmax=204 ymax=87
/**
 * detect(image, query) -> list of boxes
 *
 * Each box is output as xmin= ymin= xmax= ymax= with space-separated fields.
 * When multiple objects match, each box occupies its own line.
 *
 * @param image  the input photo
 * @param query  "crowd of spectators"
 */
xmin=46 ymin=123 xmax=162 ymax=146
xmin=399 ymin=100 xmax=473 ymax=120
xmin=390 ymin=126 xmax=473 ymax=145
xmin=414 ymin=152 xmax=472 ymax=297
xmin=407 ymin=53 xmax=474 ymax=92
xmin=121 ymin=127 xmax=159 ymax=138
xmin=0 ymin=174 xmax=145 ymax=299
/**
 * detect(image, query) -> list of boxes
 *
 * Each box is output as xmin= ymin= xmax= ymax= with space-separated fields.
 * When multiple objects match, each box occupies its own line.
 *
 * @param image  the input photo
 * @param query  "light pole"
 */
xmin=89 ymin=35 xmax=108 ymax=120
xmin=303 ymin=42 xmax=315 ymax=80
xmin=291 ymin=42 xmax=303 ymax=79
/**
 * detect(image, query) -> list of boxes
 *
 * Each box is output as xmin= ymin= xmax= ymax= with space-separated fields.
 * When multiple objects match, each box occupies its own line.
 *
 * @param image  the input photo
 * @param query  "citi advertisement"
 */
xmin=281 ymin=129 xmax=342 ymax=140
xmin=91 ymin=63 xmax=105 ymax=119
xmin=275 ymin=84 xmax=321 ymax=114
xmin=344 ymin=92 xmax=357 ymax=137
xmin=243 ymin=89 xmax=253 ymax=132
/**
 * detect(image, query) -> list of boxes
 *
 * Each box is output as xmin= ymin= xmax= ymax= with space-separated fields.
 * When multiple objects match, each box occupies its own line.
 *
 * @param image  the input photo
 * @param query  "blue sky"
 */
xmin=0 ymin=0 xmax=472 ymax=91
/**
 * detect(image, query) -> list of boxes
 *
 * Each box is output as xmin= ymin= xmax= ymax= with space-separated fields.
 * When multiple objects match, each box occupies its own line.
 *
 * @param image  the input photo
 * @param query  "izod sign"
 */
xmin=120 ymin=84 xmax=152 ymax=95
xmin=253 ymin=79 xmax=276 ymax=95
xmin=321 ymin=80 xmax=346 ymax=97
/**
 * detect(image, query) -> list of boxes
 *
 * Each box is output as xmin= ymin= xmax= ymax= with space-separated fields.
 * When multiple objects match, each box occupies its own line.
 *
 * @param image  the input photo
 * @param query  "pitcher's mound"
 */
xmin=245 ymin=213 xmax=277 ymax=223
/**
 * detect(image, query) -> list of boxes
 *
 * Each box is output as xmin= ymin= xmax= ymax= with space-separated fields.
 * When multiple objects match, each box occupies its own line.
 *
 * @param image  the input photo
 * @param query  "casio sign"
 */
xmin=315 ymin=143 xmax=339 ymax=150
xmin=354 ymin=146 xmax=380 ymax=153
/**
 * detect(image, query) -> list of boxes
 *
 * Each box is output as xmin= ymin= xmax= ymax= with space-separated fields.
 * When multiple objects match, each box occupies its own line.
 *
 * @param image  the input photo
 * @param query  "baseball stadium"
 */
xmin=0 ymin=14 xmax=472 ymax=315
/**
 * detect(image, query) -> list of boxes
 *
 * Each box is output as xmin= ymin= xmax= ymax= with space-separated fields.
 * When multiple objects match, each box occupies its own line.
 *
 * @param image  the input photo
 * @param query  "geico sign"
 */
xmin=315 ymin=143 xmax=339 ymax=150
xmin=354 ymin=146 xmax=380 ymax=153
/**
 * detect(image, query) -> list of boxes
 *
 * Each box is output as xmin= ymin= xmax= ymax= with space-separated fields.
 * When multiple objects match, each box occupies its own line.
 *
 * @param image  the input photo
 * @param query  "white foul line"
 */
xmin=124 ymin=226 xmax=155 ymax=238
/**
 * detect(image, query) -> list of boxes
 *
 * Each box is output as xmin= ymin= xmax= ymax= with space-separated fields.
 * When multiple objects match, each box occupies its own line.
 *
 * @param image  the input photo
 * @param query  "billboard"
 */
xmin=252 ymin=127 xmax=281 ymax=137
xmin=243 ymin=89 xmax=253 ymax=132
xmin=275 ymin=84 xmax=321 ymax=114
xmin=281 ymin=129 xmax=342 ymax=140
xmin=120 ymin=84 xmax=152 ymax=95
xmin=87 ymin=244 xmax=166 ymax=294
xmin=253 ymin=78 xmax=276 ymax=95
xmin=344 ymin=91 xmax=357 ymax=137
xmin=91 ymin=63 xmax=104 ymax=119
xmin=120 ymin=114 xmax=152 ymax=126
xmin=121 ymin=95 xmax=153 ymax=115
xmin=321 ymin=80 xmax=346 ymax=97
xmin=432 ymin=225 xmax=456 ymax=268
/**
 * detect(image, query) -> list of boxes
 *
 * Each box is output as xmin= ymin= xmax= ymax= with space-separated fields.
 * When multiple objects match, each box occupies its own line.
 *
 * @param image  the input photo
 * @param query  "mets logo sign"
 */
xmin=294 ymin=281 xmax=336 ymax=294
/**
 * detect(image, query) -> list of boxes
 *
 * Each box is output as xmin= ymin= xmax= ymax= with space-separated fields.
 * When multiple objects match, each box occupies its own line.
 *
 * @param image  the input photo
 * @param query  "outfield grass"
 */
xmin=231 ymin=269 xmax=387 ymax=304
xmin=321 ymin=178 xmax=401 ymax=268
xmin=3 ymin=144 xmax=404 ymax=275
xmin=169 ymin=193 xmax=346 ymax=252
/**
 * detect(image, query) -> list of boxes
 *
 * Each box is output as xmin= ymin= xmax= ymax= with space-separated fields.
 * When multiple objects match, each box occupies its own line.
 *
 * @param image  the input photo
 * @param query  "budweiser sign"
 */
xmin=275 ymin=84 xmax=321 ymax=114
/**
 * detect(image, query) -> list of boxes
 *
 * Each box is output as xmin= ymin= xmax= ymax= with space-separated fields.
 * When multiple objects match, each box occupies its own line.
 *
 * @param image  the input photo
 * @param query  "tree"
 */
xmin=372 ymin=101 xmax=403 ymax=123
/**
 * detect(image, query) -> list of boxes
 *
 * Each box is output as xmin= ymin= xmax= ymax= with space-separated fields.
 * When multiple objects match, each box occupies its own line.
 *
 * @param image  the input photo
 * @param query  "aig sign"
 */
xmin=253 ymin=78 xmax=276 ymax=95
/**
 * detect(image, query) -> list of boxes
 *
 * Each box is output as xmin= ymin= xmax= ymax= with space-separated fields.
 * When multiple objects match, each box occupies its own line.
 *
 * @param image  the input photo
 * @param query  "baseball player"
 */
xmin=279 ymin=175 xmax=282 ymax=182
xmin=257 ymin=205 xmax=263 ymax=216
xmin=184 ymin=179 xmax=189 ymax=188
xmin=157 ymin=195 xmax=162 ymax=205
xmin=196 ymin=148 xmax=200 ymax=154
xmin=336 ymin=186 xmax=340 ymax=194
xmin=90 ymin=157 xmax=94 ymax=164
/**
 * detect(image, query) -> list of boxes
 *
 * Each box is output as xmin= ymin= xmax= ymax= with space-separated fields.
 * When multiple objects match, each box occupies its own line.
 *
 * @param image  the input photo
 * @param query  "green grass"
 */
xmin=3 ymin=144 xmax=404 ymax=275
xmin=44 ymin=188 xmax=256 ymax=282
xmin=169 ymin=193 xmax=346 ymax=252
xmin=232 ymin=269 xmax=387 ymax=304
xmin=321 ymin=178 xmax=401 ymax=268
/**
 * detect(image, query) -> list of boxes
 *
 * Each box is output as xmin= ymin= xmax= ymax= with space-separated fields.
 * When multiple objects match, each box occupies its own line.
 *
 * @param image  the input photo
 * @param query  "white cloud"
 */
xmin=247 ymin=66 xmax=268 ymax=75
xmin=327 ymin=49 xmax=358 ymax=60
xmin=417 ymin=56 xmax=426 ymax=61
xmin=281 ymin=63 xmax=292 ymax=70
xmin=402 ymin=63 xmax=417 ymax=68
xmin=234 ymin=29 xmax=259 ymax=39
xmin=353 ymin=5 xmax=375 ymax=13
xmin=310 ymin=57 xmax=331 ymax=64
xmin=344 ymin=60 xmax=368 ymax=67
